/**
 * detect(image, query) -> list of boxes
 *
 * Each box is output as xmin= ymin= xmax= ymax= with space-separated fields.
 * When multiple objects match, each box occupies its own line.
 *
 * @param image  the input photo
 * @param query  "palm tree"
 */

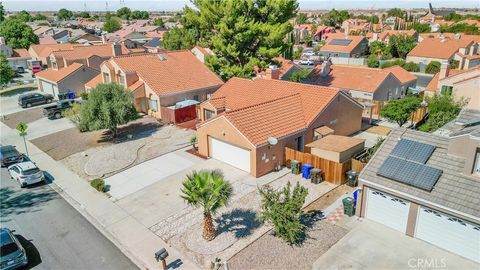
xmin=180 ymin=170 xmax=233 ymax=241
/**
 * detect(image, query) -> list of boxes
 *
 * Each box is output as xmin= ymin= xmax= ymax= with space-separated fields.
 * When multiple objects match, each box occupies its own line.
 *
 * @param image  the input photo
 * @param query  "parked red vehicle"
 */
xmin=32 ymin=65 xmax=42 ymax=75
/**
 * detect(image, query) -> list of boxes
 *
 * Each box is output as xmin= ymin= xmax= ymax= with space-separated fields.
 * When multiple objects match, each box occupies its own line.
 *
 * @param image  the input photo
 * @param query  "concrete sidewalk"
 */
xmin=0 ymin=122 xmax=199 ymax=270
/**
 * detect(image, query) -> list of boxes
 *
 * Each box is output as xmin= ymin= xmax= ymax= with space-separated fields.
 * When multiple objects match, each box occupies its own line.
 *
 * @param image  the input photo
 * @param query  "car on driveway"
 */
xmin=300 ymin=59 xmax=314 ymax=65
xmin=18 ymin=92 xmax=53 ymax=108
xmin=8 ymin=161 xmax=45 ymax=188
xmin=43 ymin=99 xmax=81 ymax=119
xmin=0 ymin=228 xmax=28 ymax=270
xmin=0 ymin=146 xmax=23 ymax=167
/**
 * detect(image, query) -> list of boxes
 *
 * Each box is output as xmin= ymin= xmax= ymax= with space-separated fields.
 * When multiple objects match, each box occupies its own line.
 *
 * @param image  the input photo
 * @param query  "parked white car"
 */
xmin=302 ymin=51 xmax=315 ymax=57
xmin=300 ymin=59 xmax=314 ymax=65
xmin=8 ymin=161 xmax=45 ymax=188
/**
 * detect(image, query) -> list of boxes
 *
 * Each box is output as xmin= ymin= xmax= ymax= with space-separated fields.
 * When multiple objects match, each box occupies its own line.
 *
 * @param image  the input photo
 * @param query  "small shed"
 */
xmin=161 ymin=99 xmax=199 ymax=124
xmin=306 ymin=135 xmax=365 ymax=163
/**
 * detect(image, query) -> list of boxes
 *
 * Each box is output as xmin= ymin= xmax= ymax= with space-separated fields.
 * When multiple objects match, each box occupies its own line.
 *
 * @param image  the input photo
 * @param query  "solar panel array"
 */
xmin=377 ymin=139 xmax=442 ymax=192
xmin=329 ymin=39 xmax=352 ymax=46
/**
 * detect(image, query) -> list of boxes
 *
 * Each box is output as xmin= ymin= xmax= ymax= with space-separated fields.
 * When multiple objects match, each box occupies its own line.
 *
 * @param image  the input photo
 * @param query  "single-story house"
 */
xmin=196 ymin=77 xmax=363 ymax=177
xmin=357 ymin=127 xmax=480 ymax=263
xmin=306 ymin=135 xmax=365 ymax=163
xmin=36 ymin=63 xmax=99 ymax=98
xmin=318 ymin=33 xmax=369 ymax=58
xmin=95 ymin=51 xmax=224 ymax=120
xmin=0 ymin=38 xmax=31 ymax=70
xmin=313 ymin=26 xmax=336 ymax=41
xmin=306 ymin=62 xmax=417 ymax=117
xmin=28 ymin=43 xmax=75 ymax=67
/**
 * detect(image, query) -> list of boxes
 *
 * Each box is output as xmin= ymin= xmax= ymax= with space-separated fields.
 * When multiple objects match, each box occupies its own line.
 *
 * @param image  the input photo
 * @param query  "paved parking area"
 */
xmin=0 ymin=88 xmax=41 ymax=116
xmin=312 ymin=220 xmax=478 ymax=270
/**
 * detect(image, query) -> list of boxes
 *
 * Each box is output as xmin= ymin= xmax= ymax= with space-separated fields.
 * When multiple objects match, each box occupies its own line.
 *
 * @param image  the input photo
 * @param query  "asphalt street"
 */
xmin=0 ymin=166 xmax=138 ymax=270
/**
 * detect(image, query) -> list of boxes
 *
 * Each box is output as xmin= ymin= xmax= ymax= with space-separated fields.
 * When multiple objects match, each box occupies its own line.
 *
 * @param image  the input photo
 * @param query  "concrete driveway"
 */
xmin=313 ymin=220 xmax=478 ymax=270
xmin=0 ymin=88 xmax=42 ymax=116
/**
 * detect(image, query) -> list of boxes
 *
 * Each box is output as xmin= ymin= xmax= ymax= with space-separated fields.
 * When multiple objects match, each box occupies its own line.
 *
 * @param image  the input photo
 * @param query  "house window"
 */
xmin=295 ymin=136 xmax=304 ymax=152
xmin=148 ymin=98 xmax=158 ymax=112
xmin=474 ymin=150 xmax=480 ymax=176
xmin=118 ymin=74 xmax=126 ymax=87
xmin=441 ymin=85 xmax=453 ymax=96
xmin=103 ymin=72 xmax=110 ymax=83
xmin=204 ymin=109 xmax=215 ymax=120
xmin=193 ymin=95 xmax=199 ymax=101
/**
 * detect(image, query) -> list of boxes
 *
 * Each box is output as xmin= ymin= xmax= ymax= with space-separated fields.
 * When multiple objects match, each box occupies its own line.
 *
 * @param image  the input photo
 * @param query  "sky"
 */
xmin=1 ymin=0 xmax=479 ymax=12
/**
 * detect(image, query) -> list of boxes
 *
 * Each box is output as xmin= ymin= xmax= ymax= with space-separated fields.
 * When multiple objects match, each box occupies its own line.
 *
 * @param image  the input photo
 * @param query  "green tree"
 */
xmin=116 ymin=7 xmax=131 ymax=20
xmin=367 ymin=54 xmax=379 ymax=68
xmin=153 ymin=17 xmax=165 ymax=28
xmin=32 ymin=14 xmax=47 ymax=21
xmin=0 ymin=3 xmax=5 ymax=22
xmin=425 ymin=61 xmax=441 ymax=74
xmin=181 ymin=170 xmax=233 ymax=241
xmin=380 ymin=58 xmax=405 ymax=69
xmin=407 ymin=23 xmax=431 ymax=33
xmin=103 ymin=17 xmax=122 ymax=33
xmin=293 ymin=47 xmax=303 ymax=60
xmin=418 ymin=94 xmax=466 ymax=132
xmin=129 ymin=10 xmax=149 ymax=20
xmin=444 ymin=12 xmax=462 ymax=22
xmin=163 ymin=27 xmax=195 ymax=50
xmin=369 ymin=41 xmax=387 ymax=56
xmin=288 ymin=68 xmax=310 ymax=82
xmin=402 ymin=62 xmax=419 ymax=72
xmin=321 ymin=9 xmax=350 ymax=27
xmin=296 ymin=13 xmax=308 ymax=24
xmin=441 ymin=23 xmax=480 ymax=35
xmin=0 ymin=55 xmax=14 ymax=86
xmin=76 ymin=11 xmax=90 ymax=18
xmin=380 ymin=96 xmax=421 ymax=126
xmin=369 ymin=15 xmax=379 ymax=24
xmin=258 ymin=182 xmax=308 ymax=245
xmin=387 ymin=34 xmax=416 ymax=59
xmin=64 ymin=102 xmax=82 ymax=127
xmin=16 ymin=10 xmax=32 ymax=22
xmin=387 ymin=8 xmax=405 ymax=18
xmin=183 ymin=0 xmax=298 ymax=80
xmin=79 ymin=83 xmax=138 ymax=137
xmin=0 ymin=19 xmax=39 ymax=49
xmin=57 ymin=8 xmax=74 ymax=20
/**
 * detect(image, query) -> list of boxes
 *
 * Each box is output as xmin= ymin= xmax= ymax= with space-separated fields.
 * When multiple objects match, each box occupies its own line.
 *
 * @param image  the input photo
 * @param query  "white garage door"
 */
xmin=365 ymin=188 xmax=410 ymax=233
xmin=415 ymin=207 xmax=480 ymax=263
xmin=209 ymin=137 xmax=250 ymax=173
xmin=40 ymin=80 xmax=56 ymax=97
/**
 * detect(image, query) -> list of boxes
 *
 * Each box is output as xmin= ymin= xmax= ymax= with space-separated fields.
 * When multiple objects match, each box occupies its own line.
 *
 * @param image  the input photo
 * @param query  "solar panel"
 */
xmin=397 ymin=161 xmax=423 ymax=185
xmin=329 ymin=39 xmax=352 ymax=46
xmin=390 ymin=139 xmax=414 ymax=159
xmin=377 ymin=156 xmax=403 ymax=179
xmin=390 ymin=139 xmax=435 ymax=164
xmin=414 ymin=166 xmax=443 ymax=191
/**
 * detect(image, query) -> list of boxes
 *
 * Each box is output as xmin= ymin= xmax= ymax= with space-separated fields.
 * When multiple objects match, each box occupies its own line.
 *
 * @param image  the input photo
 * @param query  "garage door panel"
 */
xmin=415 ymin=207 xmax=480 ymax=263
xmin=209 ymin=137 xmax=250 ymax=173
xmin=365 ymin=189 xmax=410 ymax=233
xmin=41 ymin=80 xmax=55 ymax=97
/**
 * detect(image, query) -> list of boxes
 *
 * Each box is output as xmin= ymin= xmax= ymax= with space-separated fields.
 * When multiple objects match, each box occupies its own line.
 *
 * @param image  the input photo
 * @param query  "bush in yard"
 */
xmin=258 ymin=181 xmax=308 ymax=245
xmin=380 ymin=96 xmax=421 ymax=127
xmin=288 ymin=68 xmax=310 ymax=82
xmin=90 ymin=178 xmax=105 ymax=192
xmin=402 ymin=62 xmax=420 ymax=72
xmin=64 ymin=102 xmax=83 ymax=128
xmin=417 ymin=94 xmax=467 ymax=132
xmin=190 ymin=135 xmax=197 ymax=150
xmin=367 ymin=54 xmax=379 ymax=68
xmin=0 ymin=54 xmax=14 ymax=86
xmin=425 ymin=61 xmax=441 ymax=74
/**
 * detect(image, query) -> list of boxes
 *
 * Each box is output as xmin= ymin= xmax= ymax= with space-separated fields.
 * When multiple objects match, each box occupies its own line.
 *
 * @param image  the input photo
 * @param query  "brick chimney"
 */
xmin=266 ymin=65 xmax=280 ymax=80
xmin=112 ymin=42 xmax=122 ymax=57
xmin=439 ymin=61 xmax=450 ymax=80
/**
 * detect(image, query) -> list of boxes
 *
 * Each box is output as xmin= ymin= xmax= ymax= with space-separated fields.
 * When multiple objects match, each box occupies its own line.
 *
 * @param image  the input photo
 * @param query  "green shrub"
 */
xmin=367 ymin=55 xmax=379 ymax=68
xmin=425 ymin=61 xmax=441 ymax=74
xmin=402 ymin=62 xmax=420 ymax=72
xmin=80 ymin=92 xmax=89 ymax=100
xmin=90 ymin=178 xmax=105 ymax=192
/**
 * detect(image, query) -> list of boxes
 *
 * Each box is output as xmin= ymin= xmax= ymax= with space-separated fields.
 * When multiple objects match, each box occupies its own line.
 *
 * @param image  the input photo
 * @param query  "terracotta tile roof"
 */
xmin=408 ymin=38 xmax=473 ymax=59
xmin=256 ymin=57 xmax=298 ymax=79
xmin=314 ymin=126 xmax=334 ymax=136
xmin=320 ymin=34 xmax=367 ymax=53
xmin=419 ymin=33 xmax=480 ymax=44
xmin=382 ymin=66 xmax=417 ymax=84
xmin=110 ymin=51 xmax=223 ymax=96
xmin=10 ymin=49 xmax=30 ymax=59
xmin=425 ymin=67 xmax=478 ymax=92
xmin=128 ymin=80 xmax=144 ymax=92
xmin=308 ymin=64 xmax=414 ymax=93
xmin=371 ymin=29 xmax=417 ymax=41
xmin=145 ymin=30 xmax=166 ymax=38
xmin=193 ymin=46 xmax=213 ymax=56
xmin=306 ymin=135 xmax=364 ymax=152
xmin=52 ymin=43 xmax=138 ymax=61
xmin=39 ymin=35 xmax=57 ymax=45
xmin=85 ymin=74 xmax=103 ymax=88
xmin=36 ymin=63 xmax=85 ymax=83
xmin=30 ymin=43 xmax=75 ymax=58
xmin=200 ymin=77 xmax=350 ymax=145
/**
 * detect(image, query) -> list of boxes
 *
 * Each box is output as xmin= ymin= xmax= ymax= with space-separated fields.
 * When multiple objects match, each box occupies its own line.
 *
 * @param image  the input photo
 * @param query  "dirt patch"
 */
xmin=31 ymin=127 xmax=108 ymax=160
xmin=366 ymin=125 xmax=392 ymax=136
xmin=1 ymin=107 xmax=44 ymax=129
xmin=304 ymin=184 xmax=354 ymax=212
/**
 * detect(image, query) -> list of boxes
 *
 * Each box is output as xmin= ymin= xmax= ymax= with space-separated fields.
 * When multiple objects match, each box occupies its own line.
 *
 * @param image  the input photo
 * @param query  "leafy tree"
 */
xmin=387 ymin=34 xmax=416 ymax=59
xmin=418 ymin=94 xmax=466 ymax=132
xmin=369 ymin=15 xmax=379 ymax=24
xmin=180 ymin=170 xmax=233 ymax=241
xmin=425 ymin=61 xmax=441 ymax=74
xmin=129 ymin=10 xmax=149 ymax=20
xmin=441 ymin=23 xmax=480 ymax=35
xmin=367 ymin=54 xmax=379 ymax=68
xmin=369 ymin=41 xmax=387 ymax=56
xmin=402 ymin=62 xmax=419 ymax=72
xmin=163 ymin=27 xmax=195 ymax=50
xmin=57 ymin=8 xmax=73 ymax=20
xmin=32 ymin=14 xmax=47 ymax=21
xmin=153 ymin=17 xmax=165 ymax=28
xmin=0 ymin=19 xmax=39 ymax=49
xmin=296 ymin=13 xmax=308 ymax=24
xmin=380 ymin=96 xmax=421 ymax=126
xmin=293 ymin=47 xmax=303 ymax=60
xmin=79 ymin=83 xmax=138 ymax=137
xmin=258 ymin=182 xmax=308 ymax=245
xmin=407 ymin=23 xmax=431 ymax=33
xmin=380 ymin=58 xmax=405 ymax=69
xmin=288 ymin=68 xmax=310 ymax=82
xmin=0 ymin=3 xmax=4 ymax=22
xmin=182 ymin=0 xmax=298 ymax=80
xmin=321 ymin=9 xmax=350 ymax=27
xmin=387 ymin=8 xmax=404 ymax=18
xmin=103 ymin=17 xmax=122 ymax=33
xmin=76 ymin=11 xmax=90 ymax=18
xmin=64 ymin=102 xmax=82 ymax=127
xmin=0 ymin=55 xmax=14 ymax=86
xmin=116 ymin=7 xmax=131 ymax=20
xmin=16 ymin=10 xmax=32 ymax=22
xmin=444 ymin=12 xmax=462 ymax=22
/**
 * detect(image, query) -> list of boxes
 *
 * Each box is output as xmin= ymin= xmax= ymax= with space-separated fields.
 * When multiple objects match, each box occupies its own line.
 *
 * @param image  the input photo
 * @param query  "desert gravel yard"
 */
xmin=1 ymin=107 xmax=45 ymax=129
xmin=228 ymin=219 xmax=348 ymax=270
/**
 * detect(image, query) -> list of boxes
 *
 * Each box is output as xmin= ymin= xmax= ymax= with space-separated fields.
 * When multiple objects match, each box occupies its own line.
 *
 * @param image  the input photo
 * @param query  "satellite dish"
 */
xmin=267 ymin=137 xmax=278 ymax=146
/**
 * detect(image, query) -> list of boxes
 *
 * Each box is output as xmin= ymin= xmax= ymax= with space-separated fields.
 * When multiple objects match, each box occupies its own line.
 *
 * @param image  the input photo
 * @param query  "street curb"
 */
xmin=47 ymin=181 xmax=149 ymax=270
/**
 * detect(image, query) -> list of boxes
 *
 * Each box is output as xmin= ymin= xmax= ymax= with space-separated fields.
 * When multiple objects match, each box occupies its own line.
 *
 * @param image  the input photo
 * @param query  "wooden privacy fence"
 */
xmin=285 ymin=147 xmax=351 ymax=185
xmin=351 ymin=159 xmax=367 ymax=173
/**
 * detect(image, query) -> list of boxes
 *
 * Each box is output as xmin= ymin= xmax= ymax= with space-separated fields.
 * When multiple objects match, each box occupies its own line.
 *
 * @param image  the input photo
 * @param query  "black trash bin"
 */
xmin=346 ymin=170 xmax=359 ymax=187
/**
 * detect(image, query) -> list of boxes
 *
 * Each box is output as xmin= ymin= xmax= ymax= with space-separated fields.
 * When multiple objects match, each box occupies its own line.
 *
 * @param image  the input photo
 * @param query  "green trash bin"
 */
xmin=291 ymin=160 xmax=300 ymax=175
xmin=342 ymin=197 xmax=355 ymax=217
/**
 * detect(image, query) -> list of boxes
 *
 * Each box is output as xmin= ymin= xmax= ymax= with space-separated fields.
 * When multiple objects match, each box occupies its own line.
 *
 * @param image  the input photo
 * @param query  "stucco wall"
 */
xmin=448 ymin=134 xmax=480 ymax=175
xmin=158 ymin=85 xmax=222 ymax=107
xmin=406 ymin=55 xmax=451 ymax=65
xmin=453 ymin=77 xmax=480 ymax=110
xmin=373 ymin=74 xmax=414 ymax=101
xmin=57 ymin=67 xmax=100 ymax=96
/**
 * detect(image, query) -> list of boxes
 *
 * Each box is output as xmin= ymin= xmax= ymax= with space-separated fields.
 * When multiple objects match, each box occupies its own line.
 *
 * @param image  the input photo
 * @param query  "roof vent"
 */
xmin=158 ymin=54 xmax=167 ymax=61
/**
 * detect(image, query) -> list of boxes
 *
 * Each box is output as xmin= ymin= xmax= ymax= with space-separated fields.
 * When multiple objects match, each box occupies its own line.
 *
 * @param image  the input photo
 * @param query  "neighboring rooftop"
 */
xmin=320 ymin=33 xmax=366 ymax=53
xmin=306 ymin=135 xmax=365 ymax=153
xmin=36 ymin=63 xmax=86 ymax=83
xmin=407 ymin=38 xmax=473 ymax=59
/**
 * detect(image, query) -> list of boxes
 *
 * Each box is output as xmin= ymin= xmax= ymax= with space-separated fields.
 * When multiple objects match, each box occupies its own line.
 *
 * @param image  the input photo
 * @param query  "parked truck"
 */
xmin=42 ymin=99 xmax=81 ymax=119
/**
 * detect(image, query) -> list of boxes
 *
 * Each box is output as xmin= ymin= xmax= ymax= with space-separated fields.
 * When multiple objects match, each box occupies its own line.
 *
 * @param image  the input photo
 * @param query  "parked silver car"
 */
xmin=0 ymin=146 xmax=23 ymax=167
xmin=8 ymin=162 xmax=45 ymax=188
xmin=0 ymin=228 xmax=28 ymax=270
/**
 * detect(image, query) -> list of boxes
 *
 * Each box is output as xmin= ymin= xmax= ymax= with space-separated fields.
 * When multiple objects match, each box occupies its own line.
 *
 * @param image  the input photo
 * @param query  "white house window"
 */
xmin=103 ymin=72 xmax=111 ymax=83
xmin=204 ymin=109 xmax=215 ymax=120
xmin=474 ymin=150 xmax=480 ymax=176
xmin=148 ymin=98 xmax=158 ymax=112
xmin=118 ymin=74 xmax=126 ymax=87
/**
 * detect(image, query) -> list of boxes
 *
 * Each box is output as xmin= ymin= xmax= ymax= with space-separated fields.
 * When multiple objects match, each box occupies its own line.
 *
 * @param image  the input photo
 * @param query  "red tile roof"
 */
xmin=382 ymin=66 xmax=417 ymax=84
xmin=52 ymin=43 xmax=139 ymax=61
xmin=39 ymin=35 xmax=57 ymax=45
xmin=36 ymin=63 xmax=86 ymax=83
xmin=408 ymin=38 xmax=473 ymax=59
xmin=10 ymin=49 xmax=30 ymax=59
xmin=30 ymin=43 xmax=75 ymax=58
xmin=320 ymin=34 xmax=367 ymax=53
xmin=85 ymin=74 xmax=103 ymax=89
xmin=110 ymin=51 xmax=223 ymax=96
xmin=426 ymin=66 xmax=480 ymax=92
